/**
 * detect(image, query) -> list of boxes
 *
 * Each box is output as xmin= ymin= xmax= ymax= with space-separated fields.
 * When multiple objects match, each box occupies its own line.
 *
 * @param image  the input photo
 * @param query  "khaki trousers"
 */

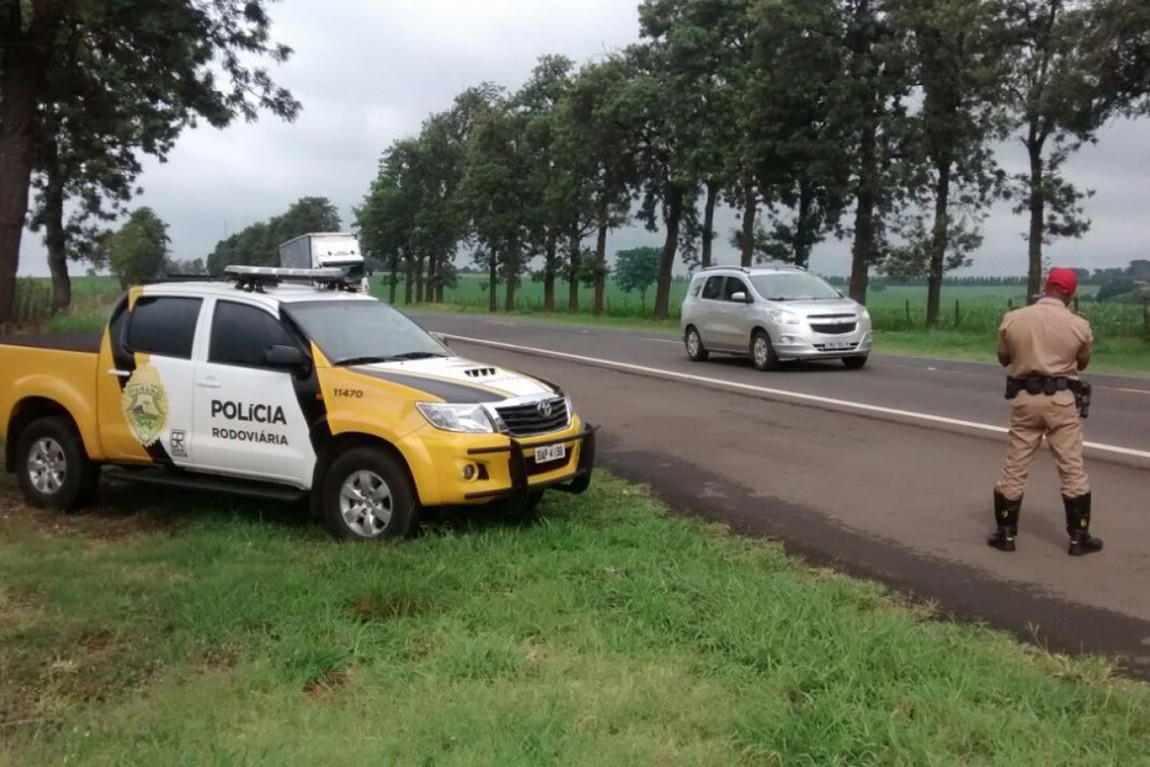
xmin=995 ymin=392 xmax=1089 ymax=500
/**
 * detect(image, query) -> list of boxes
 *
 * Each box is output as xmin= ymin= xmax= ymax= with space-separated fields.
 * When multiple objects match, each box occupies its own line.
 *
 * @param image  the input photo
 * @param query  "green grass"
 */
xmin=2 ymin=473 xmax=1149 ymax=765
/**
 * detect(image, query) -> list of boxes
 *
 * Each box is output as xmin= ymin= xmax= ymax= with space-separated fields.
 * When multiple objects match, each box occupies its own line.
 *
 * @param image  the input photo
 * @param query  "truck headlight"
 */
xmin=416 ymin=403 xmax=496 ymax=433
xmin=767 ymin=309 xmax=802 ymax=325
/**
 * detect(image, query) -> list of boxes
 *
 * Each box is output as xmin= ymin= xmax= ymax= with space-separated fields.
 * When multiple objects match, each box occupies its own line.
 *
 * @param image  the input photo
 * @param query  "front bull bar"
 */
xmin=463 ymin=424 xmax=597 ymax=501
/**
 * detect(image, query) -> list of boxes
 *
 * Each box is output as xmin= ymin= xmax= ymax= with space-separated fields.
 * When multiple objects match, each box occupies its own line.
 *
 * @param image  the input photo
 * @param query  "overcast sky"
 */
xmin=17 ymin=0 xmax=1150 ymax=278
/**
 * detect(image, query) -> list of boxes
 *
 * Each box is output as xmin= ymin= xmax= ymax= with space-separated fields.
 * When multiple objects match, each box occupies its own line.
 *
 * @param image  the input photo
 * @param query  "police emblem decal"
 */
xmin=121 ymin=363 xmax=170 ymax=447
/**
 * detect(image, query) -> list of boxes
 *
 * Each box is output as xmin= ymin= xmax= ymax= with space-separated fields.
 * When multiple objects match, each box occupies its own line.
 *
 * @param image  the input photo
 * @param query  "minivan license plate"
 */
xmin=823 ymin=340 xmax=852 ymax=350
xmin=534 ymin=444 xmax=566 ymax=464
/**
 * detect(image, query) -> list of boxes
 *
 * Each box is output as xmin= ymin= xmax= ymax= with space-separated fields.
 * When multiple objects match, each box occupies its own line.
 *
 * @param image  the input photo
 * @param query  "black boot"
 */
xmin=1065 ymin=493 xmax=1103 ymax=556
xmin=988 ymin=491 xmax=1021 ymax=552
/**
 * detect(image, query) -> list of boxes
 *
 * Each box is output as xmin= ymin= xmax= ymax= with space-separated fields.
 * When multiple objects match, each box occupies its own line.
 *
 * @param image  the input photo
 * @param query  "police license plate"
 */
xmin=534 ymin=443 xmax=566 ymax=464
xmin=823 ymin=340 xmax=853 ymax=350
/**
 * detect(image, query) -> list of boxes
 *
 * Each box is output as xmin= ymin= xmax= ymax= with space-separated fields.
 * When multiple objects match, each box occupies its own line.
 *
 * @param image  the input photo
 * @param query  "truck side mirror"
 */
xmin=263 ymin=345 xmax=310 ymax=376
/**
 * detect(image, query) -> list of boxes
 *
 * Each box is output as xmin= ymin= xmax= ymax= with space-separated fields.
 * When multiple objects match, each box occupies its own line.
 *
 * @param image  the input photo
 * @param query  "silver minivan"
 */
xmin=680 ymin=266 xmax=873 ymax=370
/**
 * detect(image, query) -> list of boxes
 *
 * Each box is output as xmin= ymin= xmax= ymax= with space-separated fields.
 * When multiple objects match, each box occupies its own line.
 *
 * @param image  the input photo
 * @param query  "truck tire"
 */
xmin=322 ymin=446 xmax=417 ymax=541
xmin=16 ymin=416 xmax=100 ymax=511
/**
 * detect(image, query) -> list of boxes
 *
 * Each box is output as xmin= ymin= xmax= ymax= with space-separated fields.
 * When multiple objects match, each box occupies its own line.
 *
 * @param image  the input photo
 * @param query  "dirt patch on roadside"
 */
xmin=0 ymin=476 xmax=184 ymax=542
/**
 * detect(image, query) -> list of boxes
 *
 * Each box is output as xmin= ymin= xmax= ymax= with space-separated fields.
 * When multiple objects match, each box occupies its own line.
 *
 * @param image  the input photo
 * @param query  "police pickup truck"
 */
xmin=0 ymin=267 xmax=595 ymax=540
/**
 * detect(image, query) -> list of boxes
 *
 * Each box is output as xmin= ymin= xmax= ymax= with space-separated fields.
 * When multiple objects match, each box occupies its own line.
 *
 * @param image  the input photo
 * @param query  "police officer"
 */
xmin=990 ymin=267 xmax=1102 ymax=556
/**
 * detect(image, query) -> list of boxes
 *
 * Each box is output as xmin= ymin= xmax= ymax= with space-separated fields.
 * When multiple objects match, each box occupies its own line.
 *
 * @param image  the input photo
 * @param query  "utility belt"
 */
xmin=1005 ymin=375 xmax=1092 ymax=418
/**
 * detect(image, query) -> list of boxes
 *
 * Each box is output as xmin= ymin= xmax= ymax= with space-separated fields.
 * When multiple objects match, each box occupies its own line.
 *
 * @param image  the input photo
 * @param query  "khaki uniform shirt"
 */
xmin=998 ymin=297 xmax=1092 ymax=404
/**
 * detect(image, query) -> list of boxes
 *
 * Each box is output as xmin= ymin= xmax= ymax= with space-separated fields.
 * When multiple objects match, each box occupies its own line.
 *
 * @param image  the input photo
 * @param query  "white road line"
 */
xmin=445 ymin=333 xmax=1150 ymax=463
xmin=1112 ymin=387 xmax=1150 ymax=396
xmin=645 ymin=338 xmax=681 ymax=345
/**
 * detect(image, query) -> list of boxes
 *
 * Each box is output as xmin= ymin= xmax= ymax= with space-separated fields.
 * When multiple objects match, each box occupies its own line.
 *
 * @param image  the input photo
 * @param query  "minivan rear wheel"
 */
xmin=684 ymin=326 xmax=709 ymax=362
xmin=751 ymin=330 xmax=779 ymax=371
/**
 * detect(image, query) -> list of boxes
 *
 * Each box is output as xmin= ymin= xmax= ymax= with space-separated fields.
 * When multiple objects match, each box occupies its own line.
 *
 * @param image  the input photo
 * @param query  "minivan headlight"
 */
xmin=416 ymin=403 xmax=496 ymax=433
xmin=860 ymin=307 xmax=871 ymax=322
xmin=766 ymin=309 xmax=802 ymax=326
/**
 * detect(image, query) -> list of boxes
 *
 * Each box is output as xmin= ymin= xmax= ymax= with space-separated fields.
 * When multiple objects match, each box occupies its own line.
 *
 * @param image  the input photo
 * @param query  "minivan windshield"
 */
xmin=285 ymin=300 xmax=448 ymax=366
xmin=750 ymin=273 xmax=842 ymax=301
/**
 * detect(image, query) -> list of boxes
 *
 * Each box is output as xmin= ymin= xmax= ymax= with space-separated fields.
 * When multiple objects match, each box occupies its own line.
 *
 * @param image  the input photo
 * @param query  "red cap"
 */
xmin=1045 ymin=267 xmax=1078 ymax=296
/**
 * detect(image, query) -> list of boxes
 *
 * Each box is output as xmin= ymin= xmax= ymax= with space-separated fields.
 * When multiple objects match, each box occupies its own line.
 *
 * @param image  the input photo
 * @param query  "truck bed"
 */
xmin=0 ymin=332 xmax=103 ymax=353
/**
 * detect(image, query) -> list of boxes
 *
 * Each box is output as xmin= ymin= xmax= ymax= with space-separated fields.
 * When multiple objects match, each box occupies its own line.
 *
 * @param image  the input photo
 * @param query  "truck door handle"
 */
xmin=108 ymin=369 xmax=132 ymax=379
xmin=197 ymin=378 xmax=221 ymax=389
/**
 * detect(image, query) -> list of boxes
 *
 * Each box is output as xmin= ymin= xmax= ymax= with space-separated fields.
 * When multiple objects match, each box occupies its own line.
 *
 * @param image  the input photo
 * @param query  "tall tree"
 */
xmin=622 ymin=40 xmax=702 ymax=321
xmin=1005 ymin=0 xmax=1150 ymax=298
xmin=837 ymin=0 xmax=911 ymax=304
xmin=560 ymin=57 xmax=636 ymax=314
xmin=887 ymin=0 xmax=1011 ymax=327
xmin=107 ymin=207 xmax=169 ymax=288
xmin=0 ymin=0 xmax=298 ymax=322
xmin=614 ymin=246 xmax=661 ymax=316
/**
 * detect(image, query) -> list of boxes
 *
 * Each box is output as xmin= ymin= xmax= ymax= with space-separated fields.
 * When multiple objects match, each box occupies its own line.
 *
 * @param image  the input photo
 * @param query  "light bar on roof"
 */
xmin=223 ymin=265 xmax=346 ymax=282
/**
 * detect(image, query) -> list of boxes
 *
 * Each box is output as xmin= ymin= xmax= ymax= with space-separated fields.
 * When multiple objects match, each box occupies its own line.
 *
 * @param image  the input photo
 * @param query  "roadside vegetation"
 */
xmin=2 ymin=472 xmax=1149 ymax=764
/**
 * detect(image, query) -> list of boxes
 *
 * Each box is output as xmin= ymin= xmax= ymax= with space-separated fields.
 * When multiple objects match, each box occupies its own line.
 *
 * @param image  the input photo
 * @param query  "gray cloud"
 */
xmin=16 ymin=1 xmax=1149 ymax=279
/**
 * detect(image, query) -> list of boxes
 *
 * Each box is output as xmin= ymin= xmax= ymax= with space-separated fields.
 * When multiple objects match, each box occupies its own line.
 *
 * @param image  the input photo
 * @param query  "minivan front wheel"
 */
xmin=843 ymin=355 xmax=868 ymax=370
xmin=684 ymin=326 xmax=709 ymax=362
xmin=750 ymin=330 xmax=779 ymax=371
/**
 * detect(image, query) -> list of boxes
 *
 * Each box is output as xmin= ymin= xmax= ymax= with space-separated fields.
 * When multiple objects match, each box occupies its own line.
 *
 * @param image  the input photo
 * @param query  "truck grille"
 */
xmin=496 ymin=397 xmax=569 ymax=437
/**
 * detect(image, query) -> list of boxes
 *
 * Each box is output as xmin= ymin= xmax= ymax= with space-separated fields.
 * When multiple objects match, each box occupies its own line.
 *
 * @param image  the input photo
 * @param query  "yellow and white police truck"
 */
xmin=0 ymin=267 xmax=596 ymax=540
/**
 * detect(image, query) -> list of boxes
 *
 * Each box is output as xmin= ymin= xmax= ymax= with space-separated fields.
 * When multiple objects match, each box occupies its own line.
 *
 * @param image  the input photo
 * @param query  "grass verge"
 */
xmin=1 ymin=473 xmax=1148 ymax=765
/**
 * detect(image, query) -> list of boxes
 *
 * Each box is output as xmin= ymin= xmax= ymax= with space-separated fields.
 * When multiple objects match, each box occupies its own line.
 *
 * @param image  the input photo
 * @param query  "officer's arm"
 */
xmin=1077 ymin=324 xmax=1093 ymax=371
xmin=996 ymin=327 xmax=1011 ymax=367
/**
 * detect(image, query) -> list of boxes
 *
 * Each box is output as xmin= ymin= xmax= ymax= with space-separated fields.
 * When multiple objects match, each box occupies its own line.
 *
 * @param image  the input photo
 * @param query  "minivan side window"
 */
xmin=126 ymin=296 xmax=202 ymax=359
xmin=702 ymin=276 xmax=724 ymax=300
xmin=209 ymin=301 xmax=299 ymax=368
xmin=724 ymin=278 xmax=750 ymax=302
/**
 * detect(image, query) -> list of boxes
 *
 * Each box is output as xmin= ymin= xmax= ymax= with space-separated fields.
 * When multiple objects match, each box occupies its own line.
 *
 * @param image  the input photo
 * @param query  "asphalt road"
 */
xmin=412 ymin=311 xmax=1150 ymax=678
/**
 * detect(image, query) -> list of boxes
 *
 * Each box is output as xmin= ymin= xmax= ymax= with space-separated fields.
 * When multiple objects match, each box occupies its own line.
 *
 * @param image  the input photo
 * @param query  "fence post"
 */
xmin=954 ymin=299 xmax=960 ymax=329
xmin=905 ymin=299 xmax=911 ymax=325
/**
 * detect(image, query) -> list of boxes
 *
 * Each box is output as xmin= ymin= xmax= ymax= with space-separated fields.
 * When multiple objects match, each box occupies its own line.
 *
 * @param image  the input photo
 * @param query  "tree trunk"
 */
xmin=701 ymin=180 xmax=718 ymax=268
xmin=740 ymin=181 xmax=756 ymax=267
xmin=568 ymin=226 xmax=581 ymax=313
xmin=488 ymin=250 xmax=498 ymax=313
xmin=426 ymin=252 xmax=438 ymax=305
xmin=504 ymin=238 xmax=518 ymax=312
xmin=653 ymin=184 xmax=684 ymax=321
xmin=0 ymin=12 xmax=52 ymax=324
xmin=593 ymin=197 xmax=609 ymax=315
xmin=415 ymin=254 xmax=426 ymax=303
xmin=849 ymin=109 xmax=878 ymax=305
xmin=926 ymin=161 xmax=952 ymax=328
xmin=388 ymin=254 xmax=399 ymax=304
xmin=43 ymin=138 xmax=71 ymax=313
xmin=543 ymin=230 xmax=557 ymax=312
xmin=794 ymin=181 xmax=815 ymax=269
xmin=1026 ymin=136 xmax=1046 ymax=299
xmin=404 ymin=259 xmax=414 ymax=304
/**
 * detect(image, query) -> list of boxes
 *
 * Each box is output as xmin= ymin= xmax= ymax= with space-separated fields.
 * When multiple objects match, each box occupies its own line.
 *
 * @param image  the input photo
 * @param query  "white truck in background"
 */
xmin=278 ymin=232 xmax=369 ymax=292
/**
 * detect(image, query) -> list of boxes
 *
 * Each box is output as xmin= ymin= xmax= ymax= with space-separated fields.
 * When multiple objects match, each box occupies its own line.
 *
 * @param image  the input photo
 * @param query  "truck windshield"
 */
xmin=749 ymin=273 xmax=842 ymax=301
xmin=285 ymin=300 xmax=448 ymax=366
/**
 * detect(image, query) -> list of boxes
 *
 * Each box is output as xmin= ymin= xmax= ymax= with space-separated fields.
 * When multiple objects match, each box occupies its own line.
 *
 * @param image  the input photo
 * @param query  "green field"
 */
xmin=2 ymin=472 xmax=1149 ymax=764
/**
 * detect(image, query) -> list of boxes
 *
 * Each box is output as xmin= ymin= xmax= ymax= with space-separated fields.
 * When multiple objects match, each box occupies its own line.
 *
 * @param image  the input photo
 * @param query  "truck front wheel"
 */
xmin=322 ymin=446 xmax=417 ymax=541
xmin=16 ymin=416 xmax=100 ymax=511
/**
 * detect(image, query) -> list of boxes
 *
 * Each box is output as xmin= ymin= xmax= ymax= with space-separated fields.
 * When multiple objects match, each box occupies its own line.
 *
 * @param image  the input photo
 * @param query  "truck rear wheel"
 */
xmin=322 ymin=446 xmax=417 ymax=541
xmin=16 ymin=416 xmax=100 ymax=511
